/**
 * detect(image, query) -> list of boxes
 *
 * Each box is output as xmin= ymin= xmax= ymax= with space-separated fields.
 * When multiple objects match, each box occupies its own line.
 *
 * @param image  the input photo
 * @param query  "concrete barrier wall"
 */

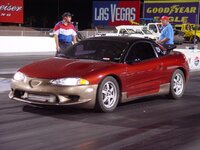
xmin=174 ymin=48 xmax=200 ymax=72
xmin=0 ymin=31 xmax=109 ymax=53
xmin=0 ymin=36 xmax=56 ymax=53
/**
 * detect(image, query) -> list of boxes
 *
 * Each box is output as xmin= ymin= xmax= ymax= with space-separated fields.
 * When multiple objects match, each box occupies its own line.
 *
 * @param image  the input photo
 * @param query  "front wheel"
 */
xmin=95 ymin=76 xmax=120 ymax=112
xmin=168 ymin=69 xmax=185 ymax=99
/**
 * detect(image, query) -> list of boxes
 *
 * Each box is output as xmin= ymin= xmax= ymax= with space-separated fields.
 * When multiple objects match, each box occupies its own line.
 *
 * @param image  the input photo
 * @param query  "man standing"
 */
xmin=157 ymin=16 xmax=174 ymax=45
xmin=53 ymin=12 xmax=77 ymax=56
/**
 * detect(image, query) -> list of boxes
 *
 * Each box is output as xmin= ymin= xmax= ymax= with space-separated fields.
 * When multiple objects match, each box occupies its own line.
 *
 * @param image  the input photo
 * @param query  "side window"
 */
xmin=126 ymin=42 xmax=157 ymax=62
xmin=149 ymin=25 xmax=157 ymax=33
xmin=127 ymin=29 xmax=135 ymax=34
xmin=119 ymin=29 xmax=127 ymax=34
xmin=135 ymin=29 xmax=143 ymax=35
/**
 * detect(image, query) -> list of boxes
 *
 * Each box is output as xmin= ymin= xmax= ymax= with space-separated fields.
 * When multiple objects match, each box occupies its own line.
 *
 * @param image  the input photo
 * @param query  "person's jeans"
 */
xmin=55 ymin=42 xmax=72 ymax=57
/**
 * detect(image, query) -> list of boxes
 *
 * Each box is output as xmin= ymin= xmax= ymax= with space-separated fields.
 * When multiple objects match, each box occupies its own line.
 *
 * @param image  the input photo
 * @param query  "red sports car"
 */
xmin=9 ymin=37 xmax=189 ymax=112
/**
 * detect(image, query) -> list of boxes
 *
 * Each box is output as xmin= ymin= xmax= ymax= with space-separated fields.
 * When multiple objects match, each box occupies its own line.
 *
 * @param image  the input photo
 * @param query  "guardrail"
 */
xmin=0 ymin=30 xmax=111 ymax=38
xmin=0 ymin=30 xmax=50 ymax=36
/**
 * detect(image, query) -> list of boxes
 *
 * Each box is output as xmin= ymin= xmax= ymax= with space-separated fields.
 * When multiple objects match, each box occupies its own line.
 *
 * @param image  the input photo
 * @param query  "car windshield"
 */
xmin=113 ymin=29 xmax=118 ymax=33
xmin=142 ymin=29 xmax=152 ymax=34
xmin=135 ymin=30 xmax=143 ymax=34
xmin=62 ymin=40 xmax=129 ymax=62
xmin=126 ymin=29 xmax=135 ymax=34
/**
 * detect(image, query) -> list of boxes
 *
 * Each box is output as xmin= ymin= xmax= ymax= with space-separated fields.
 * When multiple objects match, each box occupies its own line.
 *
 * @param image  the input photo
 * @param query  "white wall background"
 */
xmin=0 ymin=36 xmax=56 ymax=53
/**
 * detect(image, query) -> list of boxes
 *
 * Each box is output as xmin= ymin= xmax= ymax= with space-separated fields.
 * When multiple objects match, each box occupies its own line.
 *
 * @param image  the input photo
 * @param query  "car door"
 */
xmin=124 ymin=41 xmax=163 ymax=98
xmin=148 ymin=24 xmax=161 ymax=38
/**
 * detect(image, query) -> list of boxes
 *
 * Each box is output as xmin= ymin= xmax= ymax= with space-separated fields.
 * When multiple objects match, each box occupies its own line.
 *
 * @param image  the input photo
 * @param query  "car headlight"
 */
xmin=13 ymin=72 xmax=26 ymax=82
xmin=50 ymin=78 xmax=89 ymax=86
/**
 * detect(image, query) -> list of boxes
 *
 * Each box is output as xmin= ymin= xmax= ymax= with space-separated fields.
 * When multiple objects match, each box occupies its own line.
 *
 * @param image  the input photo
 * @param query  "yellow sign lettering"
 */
xmin=153 ymin=8 xmax=157 ymax=13
xmin=146 ymin=7 xmax=151 ymax=13
xmin=184 ymin=7 xmax=190 ymax=13
xmin=164 ymin=8 xmax=170 ymax=13
xmin=169 ymin=16 xmax=188 ymax=23
xmin=190 ymin=7 xmax=196 ymax=13
xmin=146 ymin=5 xmax=197 ymax=14
xmin=179 ymin=7 xmax=185 ymax=13
xmin=182 ymin=17 xmax=188 ymax=23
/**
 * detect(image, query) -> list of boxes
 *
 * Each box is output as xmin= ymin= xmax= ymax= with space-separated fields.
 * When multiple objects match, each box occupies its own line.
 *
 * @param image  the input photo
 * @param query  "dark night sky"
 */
xmin=24 ymin=0 xmax=144 ymax=29
xmin=24 ymin=0 xmax=93 ymax=29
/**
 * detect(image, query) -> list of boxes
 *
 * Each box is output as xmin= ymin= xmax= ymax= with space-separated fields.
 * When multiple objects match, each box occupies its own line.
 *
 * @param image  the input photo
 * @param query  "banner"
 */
xmin=144 ymin=0 xmax=199 ymax=24
xmin=93 ymin=1 xmax=140 ymax=26
xmin=0 ymin=0 xmax=24 ymax=24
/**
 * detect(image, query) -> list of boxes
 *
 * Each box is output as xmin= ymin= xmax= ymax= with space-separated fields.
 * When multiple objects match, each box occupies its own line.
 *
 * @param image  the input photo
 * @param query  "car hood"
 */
xmin=19 ymin=57 xmax=114 ymax=79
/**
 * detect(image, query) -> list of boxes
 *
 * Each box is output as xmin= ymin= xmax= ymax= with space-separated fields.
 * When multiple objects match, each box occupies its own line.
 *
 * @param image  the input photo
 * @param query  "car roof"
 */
xmin=87 ymin=36 xmax=154 ymax=43
xmin=115 ymin=25 xmax=145 ymax=29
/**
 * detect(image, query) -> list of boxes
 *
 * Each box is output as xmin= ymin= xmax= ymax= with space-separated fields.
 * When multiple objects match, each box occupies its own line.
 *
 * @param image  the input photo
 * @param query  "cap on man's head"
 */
xmin=62 ymin=12 xmax=73 ymax=18
xmin=160 ymin=16 xmax=169 ymax=21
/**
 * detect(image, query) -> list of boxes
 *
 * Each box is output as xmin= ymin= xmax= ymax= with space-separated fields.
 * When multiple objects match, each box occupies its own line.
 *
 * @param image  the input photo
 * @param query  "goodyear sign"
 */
xmin=144 ymin=0 xmax=200 ymax=24
xmin=93 ymin=1 xmax=140 ymax=26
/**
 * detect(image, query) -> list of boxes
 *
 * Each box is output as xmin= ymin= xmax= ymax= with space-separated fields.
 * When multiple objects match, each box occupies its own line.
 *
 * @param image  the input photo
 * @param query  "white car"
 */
xmin=97 ymin=25 xmax=158 ymax=40
xmin=144 ymin=23 xmax=162 ymax=39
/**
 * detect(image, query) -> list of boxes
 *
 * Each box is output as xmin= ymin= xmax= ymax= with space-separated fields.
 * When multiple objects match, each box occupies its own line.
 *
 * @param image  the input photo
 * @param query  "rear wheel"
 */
xmin=168 ymin=69 xmax=185 ymax=99
xmin=95 ymin=76 xmax=119 ymax=112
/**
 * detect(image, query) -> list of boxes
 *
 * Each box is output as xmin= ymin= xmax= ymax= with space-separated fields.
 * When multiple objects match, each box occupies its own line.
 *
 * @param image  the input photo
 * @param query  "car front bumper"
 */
xmin=9 ymin=78 xmax=98 ymax=109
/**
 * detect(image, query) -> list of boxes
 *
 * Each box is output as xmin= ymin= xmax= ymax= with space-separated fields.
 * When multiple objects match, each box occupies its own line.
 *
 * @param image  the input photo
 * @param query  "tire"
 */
xmin=95 ymin=76 xmax=120 ymax=112
xmin=168 ymin=69 xmax=185 ymax=99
